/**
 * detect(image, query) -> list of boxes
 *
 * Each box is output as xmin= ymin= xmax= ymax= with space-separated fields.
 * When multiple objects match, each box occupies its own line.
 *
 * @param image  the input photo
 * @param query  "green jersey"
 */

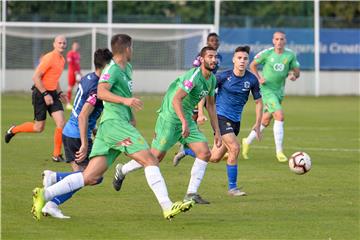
xmin=98 ymin=60 xmax=133 ymax=123
xmin=158 ymin=67 xmax=216 ymax=123
xmin=254 ymin=47 xmax=300 ymax=95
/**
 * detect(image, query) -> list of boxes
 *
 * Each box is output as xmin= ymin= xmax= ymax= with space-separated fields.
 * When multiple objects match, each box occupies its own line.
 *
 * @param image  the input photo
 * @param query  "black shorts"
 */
xmin=63 ymin=134 xmax=92 ymax=166
xmin=32 ymin=86 xmax=64 ymax=121
xmin=217 ymin=115 xmax=240 ymax=136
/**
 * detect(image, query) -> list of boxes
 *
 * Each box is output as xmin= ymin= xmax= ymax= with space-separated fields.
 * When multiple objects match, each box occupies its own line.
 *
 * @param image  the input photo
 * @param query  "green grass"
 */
xmin=1 ymin=93 xmax=359 ymax=240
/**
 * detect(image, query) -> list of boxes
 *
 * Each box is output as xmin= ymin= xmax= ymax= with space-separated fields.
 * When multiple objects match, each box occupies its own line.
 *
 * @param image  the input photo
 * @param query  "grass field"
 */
xmin=1 ymin=93 xmax=359 ymax=240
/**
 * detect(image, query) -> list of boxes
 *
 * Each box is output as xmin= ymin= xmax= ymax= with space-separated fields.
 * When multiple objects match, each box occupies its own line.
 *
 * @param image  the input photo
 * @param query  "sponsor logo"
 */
xmin=100 ymin=73 xmax=110 ymax=81
xmin=128 ymin=81 xmax=133 ymax=92
xmin=184 ymin=80 xmax=193 ymax=91
xmin=273 ymin=63 xmax=285 ymax=71
xmin=199 ymin=90 xmax=209 ymax=98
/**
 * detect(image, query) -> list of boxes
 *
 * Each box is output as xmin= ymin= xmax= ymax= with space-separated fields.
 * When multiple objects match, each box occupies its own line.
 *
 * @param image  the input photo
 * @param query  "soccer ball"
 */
xmin=288 ymin=152 xmax=311 ymax=175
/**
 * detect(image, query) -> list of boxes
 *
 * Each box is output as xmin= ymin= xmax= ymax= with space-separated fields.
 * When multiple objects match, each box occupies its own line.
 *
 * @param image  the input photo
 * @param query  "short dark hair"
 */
xmin=207 ymin=32 xmax=219 ymax=41
xmin=234 ymin=46 xmax=250 ymax=55
xmin=200 ymin=46 xmax=216 ymax=57
xmin=111 ymin=34 xmax=132 ymax=54
xmin=94 ymin=48 xmax=113 ymax=69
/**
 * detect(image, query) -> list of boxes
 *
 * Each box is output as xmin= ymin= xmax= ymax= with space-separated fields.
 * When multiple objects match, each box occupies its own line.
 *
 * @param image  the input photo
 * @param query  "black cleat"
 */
xmin=52 ymin=154 xmax=65 ymax=162
xmin=4 ymin=125 xmax=16 ymax=143
xmin=183 ymin=193 xmax=210 ymax=204
xmin=113 ymin=163 xmax=126 ymax=191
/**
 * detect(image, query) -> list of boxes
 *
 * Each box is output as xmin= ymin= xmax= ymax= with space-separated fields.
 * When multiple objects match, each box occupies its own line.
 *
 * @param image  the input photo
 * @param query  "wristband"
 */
xmin=42 ymin=91 xmax=49 ymax=97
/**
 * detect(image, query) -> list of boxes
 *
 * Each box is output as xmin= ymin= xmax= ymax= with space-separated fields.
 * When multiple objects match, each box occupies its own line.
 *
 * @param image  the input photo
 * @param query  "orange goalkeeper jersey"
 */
xmin=36 ymin=50 xmax=65 ymax=91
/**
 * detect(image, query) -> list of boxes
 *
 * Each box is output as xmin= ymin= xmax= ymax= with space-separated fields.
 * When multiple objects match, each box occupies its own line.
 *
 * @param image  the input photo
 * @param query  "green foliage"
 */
xmin=1 ymin=93 xmax=359 ymax=239
xmin=5 ymin=1 xmax=360 ymax=27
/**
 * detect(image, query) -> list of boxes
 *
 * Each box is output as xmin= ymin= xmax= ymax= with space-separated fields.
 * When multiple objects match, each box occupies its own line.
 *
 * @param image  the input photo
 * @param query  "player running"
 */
xmin=32 ymin=34 xmax=194 ymax=221
xmin=112 ymin=46 xmax=222 ymax=204
xmin=173 ymin=32 xmax=222 ymax=162
xmin=242 ymin=31 xmax=300 ymax=162
xmin=5 ymin=35 xmax=67 ymax=162
xmin=174 ymin=46 xmax=262 ymax=196
xmin=40 ymin=48 xmax=112 ymax=219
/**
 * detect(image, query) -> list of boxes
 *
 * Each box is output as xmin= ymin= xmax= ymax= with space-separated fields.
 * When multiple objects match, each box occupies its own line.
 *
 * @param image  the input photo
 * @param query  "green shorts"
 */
xmin=151 ymin=116 xmax=207 ymax=152
xmin=262 ymin=92 xmax=284 ymax=113
xmin=89 ymin=119 xmax=149 ymax=166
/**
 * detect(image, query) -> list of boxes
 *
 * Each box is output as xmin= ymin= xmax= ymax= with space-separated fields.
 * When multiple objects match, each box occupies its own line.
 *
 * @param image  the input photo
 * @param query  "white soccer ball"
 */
xmin=288 ymin=152 xmax=311 ymax=175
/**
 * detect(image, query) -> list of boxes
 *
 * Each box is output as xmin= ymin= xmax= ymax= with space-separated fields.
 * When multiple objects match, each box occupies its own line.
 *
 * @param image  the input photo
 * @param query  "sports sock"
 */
xmin=44 ymin=172 xmax=84 ymax=201
xmin=186 ymin=158 xmax=208 ymax=194
xmin=51 ymin=189 xmax=78 ymax=206
xmin=184 ymin=148 xmax=196 ymax=158
xmin=122 ymin=160 xmax=143 ymax=175
xmin=56 ymin=171 xmax=80 ymax=182
xmin=273 ymin=120 xmax=284 ymax=153
xmin=12 ymin=122 xmax=35 ymax=134
xmin=67 ymin=89 xmax=72 ymax=103
xmin=226 ymin=164 xmax=238 ymax=190
xmin=144 ymin=166 xmax=172 ymax=211
xmin=53 ymin=127 xmax=63 ymax=157
xmin=246 ymin=124 xmax=266 ymax=144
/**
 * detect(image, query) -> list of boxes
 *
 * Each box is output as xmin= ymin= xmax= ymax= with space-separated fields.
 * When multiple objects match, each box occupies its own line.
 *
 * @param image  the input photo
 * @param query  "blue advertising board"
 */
xmin=217 ymin=28 xmax=360 ymax=70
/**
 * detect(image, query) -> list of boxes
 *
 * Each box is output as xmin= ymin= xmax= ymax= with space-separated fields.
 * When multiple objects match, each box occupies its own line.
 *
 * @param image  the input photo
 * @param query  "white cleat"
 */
xmin=42 ymin=202 xmax=70 ymax=219
xmin=228 ymin=188 xmax=247 ymax=197
xmin=42 ymin=170 xmax=57 ymax=188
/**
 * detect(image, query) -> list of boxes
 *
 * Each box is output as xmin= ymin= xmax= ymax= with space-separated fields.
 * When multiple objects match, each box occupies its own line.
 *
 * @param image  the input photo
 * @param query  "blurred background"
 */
xmin=1 ymin=1 xmax=359 ymax=95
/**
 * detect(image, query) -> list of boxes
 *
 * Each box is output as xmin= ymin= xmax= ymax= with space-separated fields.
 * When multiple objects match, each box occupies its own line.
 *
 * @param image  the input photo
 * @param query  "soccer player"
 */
xmin=113 ymin=46 xmax=222 ymax=204
xmin=40 ymin=48 xmax=113 ymax=219
xmin=173 ymin=32 xmax=222 ymax=161
xmin=31 ymin=34 xmax=194 ymax=221
xmin=66 ymin=41 xmax=82 ymax=110
xmin=4 ymin=35 xmax=67 ymax=162
xmin=242 ymin=31 xmax=300 ymax=162
xmin=205 ymin=46 xmax=262 ymax=196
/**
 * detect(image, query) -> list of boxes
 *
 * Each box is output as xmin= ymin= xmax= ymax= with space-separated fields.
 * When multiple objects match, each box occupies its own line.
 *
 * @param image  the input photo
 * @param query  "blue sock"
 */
xmin=51 ymin=176 xmax=103 ymax=206
xmin=56 ymin=171 xmax=81 ymax=182
xmin=184 ymin=148 xmax=196 ymax=158
xmin=226 ymin=164 xmax=238 ymax=190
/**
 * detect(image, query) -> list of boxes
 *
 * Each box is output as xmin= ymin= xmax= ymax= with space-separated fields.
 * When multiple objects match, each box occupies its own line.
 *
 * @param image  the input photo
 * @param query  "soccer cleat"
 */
xmin=42 ymin=202 xmax=70 ymax=219
xmin=113 ymin=163 xmax=126 ymax=191
xmin=228 ymin=187 xmax=247 ymax=196
xmin=276 ymin=152 xmax=288 ymax=163
xmin=31 ymin=187 xmax=45 ymax=220
xmin=52 ymin=154 xmax=65 ymax=162
xmin=42 ymin=170 xmax=57 ymax=188
xmin=163 ymin=200 xmax=195 ymax=220
xmin=4 ymin=125 xmax=16 ymax=143
xmin=241 ymin=138 xmax=250 ymax=160
xmin=173 ymin=145 xmax=185 ymax=166
xmin=184 ymin=193 xmax=210 ymax=204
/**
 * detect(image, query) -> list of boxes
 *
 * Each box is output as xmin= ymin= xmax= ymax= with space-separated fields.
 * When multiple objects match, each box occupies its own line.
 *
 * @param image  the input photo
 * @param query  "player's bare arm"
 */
xmin=250 ymin=61 xmax=265 ymax=85
xmin=196 ymin=98 xmax=207 ymax=125
xmin=254 ymin=98 xmax=263 ymax=141
xmin=75 ymin=102 xmax=95 ymax=162
xmin=97 ymin=82 xmax=143 ymax=111
xmin=172 ymin=88 xmax=189 ymax=138
xmin=205 ymin=95 xmax=222 ymax=148
xmin=32 ymin=70 xmax=53 ymax=105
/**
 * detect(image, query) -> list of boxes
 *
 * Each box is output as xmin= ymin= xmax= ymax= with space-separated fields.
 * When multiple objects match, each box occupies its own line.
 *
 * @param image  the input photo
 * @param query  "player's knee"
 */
xmin=33 ymin=124 xmax=45 ymax=133
xmin=229 ymin=143 xmax=240 ymax=155
xmin=197 ymin=150 xmax=211 ymax=161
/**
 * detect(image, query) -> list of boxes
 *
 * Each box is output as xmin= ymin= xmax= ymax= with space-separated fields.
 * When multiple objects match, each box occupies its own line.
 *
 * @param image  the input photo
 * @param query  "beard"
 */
xmin=204 ymin=61 xmax=215 ymax=71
